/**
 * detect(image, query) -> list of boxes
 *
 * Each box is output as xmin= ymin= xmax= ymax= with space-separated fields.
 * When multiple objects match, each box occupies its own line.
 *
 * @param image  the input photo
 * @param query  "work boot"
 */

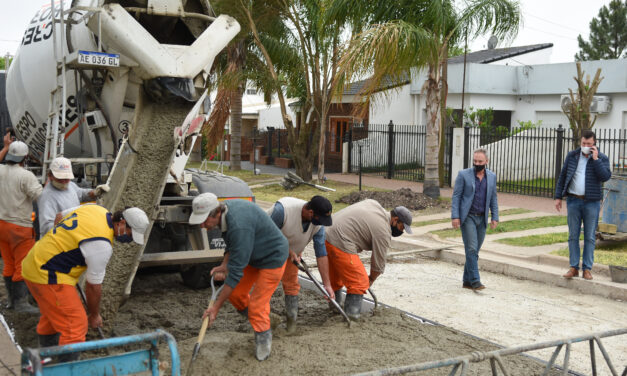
xmin=38 ymin=333 xmax=60 ymax=348
xmin=563 ymin=267 xmax=579 ymax=279
xmin=328 ymin=289 xmax=343 ymax=310
xmin=582 ymin=270 xmax=593 ymax=280
xmin=3 ymin=277 xmax=14 ymax=309
xmin=344 ymin=294 xmax=363 ymax=321
xmin=12 ymin=281 xmax=39 ymax=314
xmin=254 ymin=329 xmax=272 ymax=361
xmin=284 ymin=295 xmax=298 ymax=334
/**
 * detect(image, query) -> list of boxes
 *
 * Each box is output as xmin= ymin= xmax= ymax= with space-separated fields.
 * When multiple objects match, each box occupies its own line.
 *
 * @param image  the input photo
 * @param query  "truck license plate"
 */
xmin=77 ymin=50 xmax=120 ymax=67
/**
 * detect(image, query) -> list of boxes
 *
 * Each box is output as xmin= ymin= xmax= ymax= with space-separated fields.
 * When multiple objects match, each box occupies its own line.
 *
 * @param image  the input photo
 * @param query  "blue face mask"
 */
xmin=115 ymin=226 xmax=133 ymax=243
xmin=115 ymin=234 xmax=133 ymax=243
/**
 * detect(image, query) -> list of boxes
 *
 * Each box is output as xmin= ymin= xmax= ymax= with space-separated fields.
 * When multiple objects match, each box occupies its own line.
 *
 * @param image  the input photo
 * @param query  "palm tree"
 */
xmin=334 ymin=0 xmax=521 ymax=198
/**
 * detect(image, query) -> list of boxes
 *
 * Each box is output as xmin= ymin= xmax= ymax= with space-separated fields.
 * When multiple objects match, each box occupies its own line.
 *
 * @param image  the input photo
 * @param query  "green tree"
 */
xmin=575 ymin=0 xmax=627 ymax=61
xmin=334 ymin=0 xmax=520 ymax=198
xmin=220 ymin=0 xmax=351 ymax=182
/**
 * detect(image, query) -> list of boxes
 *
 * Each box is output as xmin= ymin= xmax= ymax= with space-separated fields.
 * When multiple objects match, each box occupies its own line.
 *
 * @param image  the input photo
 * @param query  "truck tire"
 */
xmin=180 ymin=263 xmax=220 ymax=289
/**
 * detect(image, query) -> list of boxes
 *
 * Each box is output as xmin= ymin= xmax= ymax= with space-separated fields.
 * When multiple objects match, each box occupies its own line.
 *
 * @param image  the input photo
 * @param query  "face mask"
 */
xmin=581 ymin=146 xmax=591 ymax=155
xmin=51 ymin=180 xmax=69 ymax=190
xmin=474 ymin=164 xmax=486 ymax=172
xmin=115 ymin=226 xmax=133 ymax=243
xmin=312 ymin=217 xmax=322 ymax=226
xmin=391 ymin=225 xmax=403 ymax=237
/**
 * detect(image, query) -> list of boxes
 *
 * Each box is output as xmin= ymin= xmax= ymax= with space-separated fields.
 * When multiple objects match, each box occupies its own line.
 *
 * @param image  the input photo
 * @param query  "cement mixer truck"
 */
xmin=5 ymin=0 xmax=250 ymax=312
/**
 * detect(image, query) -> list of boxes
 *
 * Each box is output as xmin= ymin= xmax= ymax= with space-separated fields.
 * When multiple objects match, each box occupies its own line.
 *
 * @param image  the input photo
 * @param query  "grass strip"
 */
xmin=431 ymin=215 xmax=567 ymax=238
xmin=551 ymin=242 xmax=627 ymax=267
xmin=495 ymin=232 xmax=582 ymax=247
xmin=252 ymin=181 xmax=389 ymax=211
xmin=414 ymin=208 xmax=533 ymax=227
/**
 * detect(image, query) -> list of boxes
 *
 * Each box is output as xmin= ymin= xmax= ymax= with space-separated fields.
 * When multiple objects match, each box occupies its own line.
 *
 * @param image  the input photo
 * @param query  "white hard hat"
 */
xmin=189 ymin=192 xmax=220 ymax=225
xmin=6 ymin=141 xmax=28 ymax=163
xmin=122 ymin=207 xmax=149 ymax=245
xmin=50 ymin=157 xmax=74 ymax=179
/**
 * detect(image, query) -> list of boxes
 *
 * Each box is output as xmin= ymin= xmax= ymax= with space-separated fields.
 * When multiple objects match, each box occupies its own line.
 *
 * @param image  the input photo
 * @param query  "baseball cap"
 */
xmin=50 ymin=157 xmax=75 ymax=179
xmin=5 ymin=141 xmax=28 ymax=163
xmin=393 ymin=206 xmax=413 ymax=234
xmin=122 ymin=207 xmax=149 ymax=244
xmin=189 ymin=192 xmax=220 ymax=225
xmin=309 ymin=195 xmax=332 ymax=226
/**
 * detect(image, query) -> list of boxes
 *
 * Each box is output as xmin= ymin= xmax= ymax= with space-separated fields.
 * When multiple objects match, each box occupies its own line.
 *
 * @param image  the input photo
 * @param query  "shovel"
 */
xmin=293 ymin=259 xmax=351 ymax=327
xmin=368 ymin=288 xmax=378 ymax=310
xmin=286 ymin=172 xmax=336 ymax=192
xmin=186 ymin=276 xmax=223 ymax=376
xmin=76 ymin=284 xmax=107 ymax=342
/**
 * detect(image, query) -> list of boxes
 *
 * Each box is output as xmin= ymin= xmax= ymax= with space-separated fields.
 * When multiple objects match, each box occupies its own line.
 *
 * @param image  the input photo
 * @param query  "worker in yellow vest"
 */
xmin=22 ymin=204 xmax=148 ymax=353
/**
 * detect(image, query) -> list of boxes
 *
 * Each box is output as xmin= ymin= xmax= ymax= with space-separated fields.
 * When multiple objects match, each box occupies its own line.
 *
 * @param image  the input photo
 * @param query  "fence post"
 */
xmin=267 ymin=127 xmax=274 ymax=164
xmin=555 ymin=124 xmax=564 ymax=183
xmin=358 ymin=143 xmax=363 ymax=191
xmin=277 ymin=130 xmax=281 ymax=158
xmin=387 ymin=120 xmax=395 ymax=179
xmin=345 ymin=127 xmax=353 ymax=173
xmin=447 ymin=126 xmax=454 ymax=186
xmin=463 ymin=125 xmax=470 ymax=169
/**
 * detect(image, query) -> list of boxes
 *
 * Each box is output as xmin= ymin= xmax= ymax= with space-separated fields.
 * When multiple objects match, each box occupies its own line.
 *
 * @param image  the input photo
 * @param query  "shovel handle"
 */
xmin=295 ymin=260 xmax=351 ymax=326
xmin=196 ymin=299 xmax=215 ymax=346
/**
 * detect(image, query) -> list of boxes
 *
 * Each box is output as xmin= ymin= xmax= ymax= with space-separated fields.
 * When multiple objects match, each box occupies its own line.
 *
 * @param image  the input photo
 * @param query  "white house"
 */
xmin=366 ymin=43 xmax=627 ymax=130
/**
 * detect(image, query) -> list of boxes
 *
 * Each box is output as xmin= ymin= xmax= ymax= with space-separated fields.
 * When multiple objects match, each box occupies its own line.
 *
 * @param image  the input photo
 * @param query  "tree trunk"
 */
xmin=317 ymin=114 xmax=327 ymax=183
xmin=438 ymin=47 xmax=449 ymax=187
xmin=229 ymin=86 xmax=243 ymax=171
xmin=423 ymin=64 xmax=441 ymax=199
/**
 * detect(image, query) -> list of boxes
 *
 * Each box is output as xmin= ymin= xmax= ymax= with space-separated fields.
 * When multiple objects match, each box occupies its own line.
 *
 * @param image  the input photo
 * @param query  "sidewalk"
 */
xmin=0 ymin=315 xmax=20 ymax=376
xmin=326 ymin=173 xmax=563 ymax=214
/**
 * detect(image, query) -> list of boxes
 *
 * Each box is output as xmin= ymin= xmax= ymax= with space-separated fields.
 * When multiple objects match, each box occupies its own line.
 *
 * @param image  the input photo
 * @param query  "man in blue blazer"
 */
xmin=451 ymin=149 xmax=499 ymax=290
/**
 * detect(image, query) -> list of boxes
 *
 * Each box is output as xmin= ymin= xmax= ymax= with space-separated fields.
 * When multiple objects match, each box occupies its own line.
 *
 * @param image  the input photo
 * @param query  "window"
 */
xmin=246 ymin=89 xmax=257 ymax=95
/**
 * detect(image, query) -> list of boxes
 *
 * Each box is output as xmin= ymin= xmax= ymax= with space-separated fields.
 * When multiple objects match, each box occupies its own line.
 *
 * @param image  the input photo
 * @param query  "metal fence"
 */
xmin=466 ymin=125 xmax=627 ymax=197
xmin=347 ymin=122 xmax=454 ymax=185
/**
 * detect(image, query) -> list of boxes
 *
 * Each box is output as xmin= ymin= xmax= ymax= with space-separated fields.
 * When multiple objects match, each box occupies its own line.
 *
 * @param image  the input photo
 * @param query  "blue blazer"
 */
xmin=451 ymin=168 xmax=499 ymax=225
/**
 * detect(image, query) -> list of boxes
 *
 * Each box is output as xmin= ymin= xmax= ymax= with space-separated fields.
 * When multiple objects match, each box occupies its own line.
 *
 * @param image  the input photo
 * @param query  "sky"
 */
xmin=0 ymin=0 xmax=615 ymax=63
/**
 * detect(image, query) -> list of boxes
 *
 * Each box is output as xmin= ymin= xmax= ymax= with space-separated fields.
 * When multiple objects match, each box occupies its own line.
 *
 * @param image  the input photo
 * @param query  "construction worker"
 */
xmin=267 ymin=195 xmax=333 ymax=334
xmin=325 ymin=199 xmax=413 ymax=320
xmin=38 ymin=157 xmax=110 ymax=236
xmin=21 ymin=205 xmax=148 ymax=354
xmin=0 ymin=140 xmax=42 ymax=314
xmin=189 ymin=193 xmax=288 ymax=361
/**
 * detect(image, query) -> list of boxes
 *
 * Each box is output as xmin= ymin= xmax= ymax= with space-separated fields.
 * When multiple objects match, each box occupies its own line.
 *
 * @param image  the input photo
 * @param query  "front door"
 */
xmin=329 ymin=118 xmax=351 ymax=155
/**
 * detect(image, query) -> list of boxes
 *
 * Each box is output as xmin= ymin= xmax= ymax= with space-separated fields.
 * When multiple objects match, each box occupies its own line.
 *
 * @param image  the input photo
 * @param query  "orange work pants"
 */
xmin=0 ymin=220 xmax=35 ymax=281
xmin=25 ymin=281 xmax=87 ymax=345
xmin=326 ymin=241 xmax=370 ymax=295
xmin=229 ymin=262 xmax=286 ymax=332
xmin=281 ymin=259 xmax=300 ymax=296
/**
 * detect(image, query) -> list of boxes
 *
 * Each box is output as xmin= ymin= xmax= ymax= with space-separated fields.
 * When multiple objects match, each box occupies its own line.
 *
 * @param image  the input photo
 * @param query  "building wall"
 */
xmin=369 ymin=84 xmax=414 ymax=125
xmin=489 ymin=47 xmax=553 ymax=66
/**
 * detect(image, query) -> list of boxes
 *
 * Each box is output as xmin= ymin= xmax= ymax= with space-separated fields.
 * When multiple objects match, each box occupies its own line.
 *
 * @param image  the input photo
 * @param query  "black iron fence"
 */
xmin=465 ymin=124 xmax=627 ymax=197
xmin=347 ymin=122 xmax=455 ymax=185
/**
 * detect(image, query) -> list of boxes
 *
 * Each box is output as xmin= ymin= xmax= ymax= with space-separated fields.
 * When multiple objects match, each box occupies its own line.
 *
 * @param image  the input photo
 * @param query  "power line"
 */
xmin=524 ymin=26 xmax=578 ymax=41
xmin=524 ymin=12 xmax=586 ymax=35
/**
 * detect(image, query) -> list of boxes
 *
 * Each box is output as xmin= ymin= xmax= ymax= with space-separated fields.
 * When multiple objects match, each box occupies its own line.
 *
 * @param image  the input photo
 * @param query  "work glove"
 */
xmin=94 ymin=184 xmax=111 ymax=197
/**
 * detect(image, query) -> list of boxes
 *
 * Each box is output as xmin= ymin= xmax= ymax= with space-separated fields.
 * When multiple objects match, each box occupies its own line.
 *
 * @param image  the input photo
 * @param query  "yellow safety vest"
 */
xmin=22 ymin=204 xmax=114 ymax=285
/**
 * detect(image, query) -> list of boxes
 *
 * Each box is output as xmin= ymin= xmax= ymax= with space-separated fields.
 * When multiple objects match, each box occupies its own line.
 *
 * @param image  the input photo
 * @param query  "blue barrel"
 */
xmin=602 ymin=174 xmax=627 ymax=233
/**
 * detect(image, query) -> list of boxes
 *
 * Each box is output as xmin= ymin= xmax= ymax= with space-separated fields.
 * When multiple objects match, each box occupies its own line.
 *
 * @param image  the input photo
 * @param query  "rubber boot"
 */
xmin=284 ymin=295 xmax=298 ymax=334
xmin=38 ymin=333 xmax=60 ymax=348
xmin=12 ymin=281 xmax=39 ymax=314
xmin=328 ymin=289 xmax=343 ymax=310
xmin=3 ymin=277 xmax=14 ymax=310
xmin=344 ymin=294 xmax=363 ymax=321
xmin=254 ymin=329 xmax=272 ymax=361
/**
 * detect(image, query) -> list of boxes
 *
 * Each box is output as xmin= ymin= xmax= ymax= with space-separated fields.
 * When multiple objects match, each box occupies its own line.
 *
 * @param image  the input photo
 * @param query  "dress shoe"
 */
xmin=462 ymin=282 xmax=472 ymax=289
xmin=471 ymin=282 xmax=485 ymax=291
xmin=562 ymin=267 xmax=578 ymax=279
xmin=582 ymin=270 xmax=593 ymax=280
